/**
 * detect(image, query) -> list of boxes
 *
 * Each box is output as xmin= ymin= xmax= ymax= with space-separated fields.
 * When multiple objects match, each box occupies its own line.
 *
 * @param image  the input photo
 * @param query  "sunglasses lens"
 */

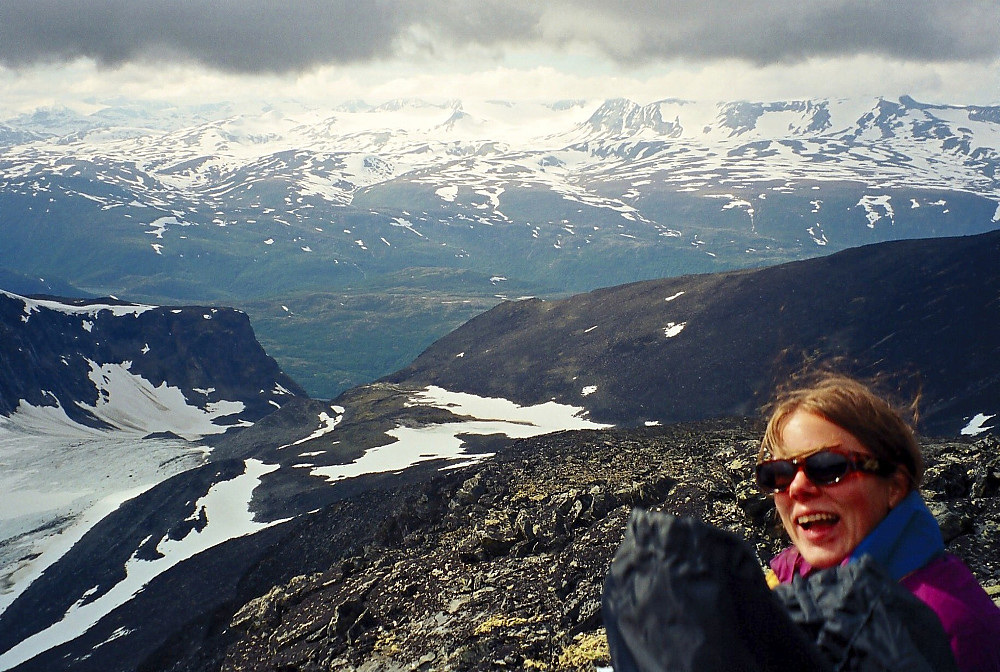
xmin=803 ymin=451 xmax=851 ymax=485
xmin=756 ymin=461 xmax=797 ymax=492
xmin=756 ymin=450 xmax=856 ymax=492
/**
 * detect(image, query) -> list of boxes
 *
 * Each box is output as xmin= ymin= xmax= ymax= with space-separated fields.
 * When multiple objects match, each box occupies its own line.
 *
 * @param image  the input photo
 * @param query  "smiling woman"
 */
xmin=760 ymin=373 xmax=1000 ymax=672
xmin=603 ymin=372 xmax=1000 ymax=672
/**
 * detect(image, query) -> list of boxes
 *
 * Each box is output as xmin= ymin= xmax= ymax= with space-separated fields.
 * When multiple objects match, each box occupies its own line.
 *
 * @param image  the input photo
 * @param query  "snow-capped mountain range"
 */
xmin=5 ymin=95 xmax=1000 ymax=217
xmin=3 ymin=95 xmax=1000 ymax=400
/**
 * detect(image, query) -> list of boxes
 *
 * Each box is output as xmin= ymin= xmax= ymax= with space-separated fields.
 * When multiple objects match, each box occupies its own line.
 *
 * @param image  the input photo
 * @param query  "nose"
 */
xmin=786 ymin=466 xmax=819 ymax=499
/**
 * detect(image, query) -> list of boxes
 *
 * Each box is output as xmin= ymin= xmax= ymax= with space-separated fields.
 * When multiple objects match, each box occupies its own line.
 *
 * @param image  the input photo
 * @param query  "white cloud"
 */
xmin=3 ymin=52 xmax=999 ymax=121
xmin=2 ymin=1 xmax=1000 ymax=120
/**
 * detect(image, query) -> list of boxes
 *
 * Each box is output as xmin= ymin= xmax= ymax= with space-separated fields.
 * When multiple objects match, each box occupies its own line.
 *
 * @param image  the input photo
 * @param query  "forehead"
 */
xmin=775 ymin=410 xmax=868 ymax=458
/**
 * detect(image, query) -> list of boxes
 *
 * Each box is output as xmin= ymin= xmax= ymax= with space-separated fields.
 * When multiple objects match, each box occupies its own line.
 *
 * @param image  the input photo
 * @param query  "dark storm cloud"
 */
xmin=0 ymin=0 xmax=539 ymax=73
xmin=565 ymin=0 xmax=1000 ymax=65
xmin=1 ymin=0 xmax=997 ymax=74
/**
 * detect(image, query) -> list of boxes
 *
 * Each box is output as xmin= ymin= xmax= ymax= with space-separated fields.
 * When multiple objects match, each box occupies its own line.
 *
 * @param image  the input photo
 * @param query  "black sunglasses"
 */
xmin=755 ymin=449 xmax=887 ymax=493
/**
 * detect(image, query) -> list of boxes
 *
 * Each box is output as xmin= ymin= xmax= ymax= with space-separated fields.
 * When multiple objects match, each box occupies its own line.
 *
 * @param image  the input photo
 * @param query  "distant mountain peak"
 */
xmin=373 ymin=98 xmax=453 ymax=113
xmin=335 ymin=99 xmax=373 ymax=113
xmin=716 ymin=99 xmax=834 ymax=136
xmin=583 ymin=98 xmax=683 ymax=138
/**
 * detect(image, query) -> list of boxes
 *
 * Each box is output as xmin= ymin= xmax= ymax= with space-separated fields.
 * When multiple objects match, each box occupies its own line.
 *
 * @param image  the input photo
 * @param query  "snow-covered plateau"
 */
xmin=0 ymin=428 xmax=206 ymax=609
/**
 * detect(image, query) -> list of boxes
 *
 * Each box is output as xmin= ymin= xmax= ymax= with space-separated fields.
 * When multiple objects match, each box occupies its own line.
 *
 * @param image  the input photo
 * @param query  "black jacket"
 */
xmin=603 ymin=510 xmax=958 ymax=672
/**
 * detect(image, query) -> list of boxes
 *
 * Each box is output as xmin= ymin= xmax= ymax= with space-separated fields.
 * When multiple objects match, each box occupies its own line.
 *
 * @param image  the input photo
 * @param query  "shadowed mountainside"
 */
xmin=388 ymin=229 xmax=1000 ymax=436
xmin=0 ymin=292 xmax=306 ymax=427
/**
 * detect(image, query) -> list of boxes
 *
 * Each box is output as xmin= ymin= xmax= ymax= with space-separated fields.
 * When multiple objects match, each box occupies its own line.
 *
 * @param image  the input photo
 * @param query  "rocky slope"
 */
xmin=213 ymin=422 xmax=1000 ymax=672
xmin=3 ymin=227 xmax=999 ymax=670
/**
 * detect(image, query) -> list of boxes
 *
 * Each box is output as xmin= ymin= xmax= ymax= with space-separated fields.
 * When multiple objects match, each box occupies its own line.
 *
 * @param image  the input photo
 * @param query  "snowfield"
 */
xmin=12 ymin=293 xmax=156 ymax=322
xmin=0 ymin=458 xmax=281 ymax=671
xmin=961 ymin=413 xmax=996 ymax=436
xmin=0 ymin=427 xmax=207 ymax=613
xmin=0 ymin=383 xmax=613 ymax=669
xmin=78 ymin=360 xmax=252 ymax=439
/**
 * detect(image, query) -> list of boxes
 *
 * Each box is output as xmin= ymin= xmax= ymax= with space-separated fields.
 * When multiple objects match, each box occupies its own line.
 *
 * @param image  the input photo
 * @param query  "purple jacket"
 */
xmin=771 ymin=492 xmax=1000 ymax=672
xmin=902 ymin=554 xmax=1000 ymax=672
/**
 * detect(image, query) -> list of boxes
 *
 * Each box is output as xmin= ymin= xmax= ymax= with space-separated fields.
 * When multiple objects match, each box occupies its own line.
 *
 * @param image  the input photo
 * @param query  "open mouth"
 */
xmin=796 ymin=512 xmax=840 ymax=530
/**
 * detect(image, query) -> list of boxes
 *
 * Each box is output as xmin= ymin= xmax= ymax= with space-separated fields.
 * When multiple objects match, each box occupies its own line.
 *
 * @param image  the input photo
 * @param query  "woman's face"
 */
xmin=773 ymin=410 xmax=906 ymax=569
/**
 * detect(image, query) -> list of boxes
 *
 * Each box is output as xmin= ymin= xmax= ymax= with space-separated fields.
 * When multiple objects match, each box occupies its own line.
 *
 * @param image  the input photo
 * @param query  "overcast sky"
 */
xmin=2 ymin=0 xmax=999 ymax=117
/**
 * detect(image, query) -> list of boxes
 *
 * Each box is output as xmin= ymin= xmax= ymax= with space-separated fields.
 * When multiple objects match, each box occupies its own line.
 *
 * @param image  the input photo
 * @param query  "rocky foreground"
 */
xmin=218 ymin=421 xmax=1000 ymax=672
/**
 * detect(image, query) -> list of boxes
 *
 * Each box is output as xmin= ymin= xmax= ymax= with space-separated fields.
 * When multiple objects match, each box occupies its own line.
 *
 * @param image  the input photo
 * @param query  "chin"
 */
xmin=801 ymin=548 xmax=848 ymax=569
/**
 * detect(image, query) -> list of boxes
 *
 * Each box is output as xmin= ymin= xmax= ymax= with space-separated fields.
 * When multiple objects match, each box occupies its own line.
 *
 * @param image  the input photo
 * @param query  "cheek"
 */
xmin=839 ymin=483 xmax=891 ymax=535
xmin=773 ymin=495 xmax=795 ymax=530
xmin=857 ymin=501 xmax=888 ymax=533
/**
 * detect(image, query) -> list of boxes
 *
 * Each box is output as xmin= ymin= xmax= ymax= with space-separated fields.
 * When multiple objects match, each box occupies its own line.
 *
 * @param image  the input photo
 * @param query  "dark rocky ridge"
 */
xmin=212 ymin=422 xmax=1000 ymax=672
xmin=388 ymin=229 xmax=1000 ymax=436
xmin=0 ymin=291 xmax=306 ymax=426
xmin=15 ymin=419 xmax=987 ymax=672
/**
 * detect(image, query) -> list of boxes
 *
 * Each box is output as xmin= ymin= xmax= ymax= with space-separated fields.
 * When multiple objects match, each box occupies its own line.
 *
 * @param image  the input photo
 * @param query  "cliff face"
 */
xmin=0 ymin=290 xmax=306 ymax=428
xmin=216 ymin=422 xmax=1000 ymax=672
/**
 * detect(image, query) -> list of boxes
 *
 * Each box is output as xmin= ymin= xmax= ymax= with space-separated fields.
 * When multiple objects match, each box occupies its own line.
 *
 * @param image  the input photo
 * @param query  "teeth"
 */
xmin=797 ymin=513 xmax=838 ymax=528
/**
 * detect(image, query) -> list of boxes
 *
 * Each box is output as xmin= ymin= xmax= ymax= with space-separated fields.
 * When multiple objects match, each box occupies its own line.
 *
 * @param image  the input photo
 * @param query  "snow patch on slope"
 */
xmin=962 ymin=413 xmax=996 ymax=436
xmin=309 ymin=386 xmax=611 ymax=483
xmin=856 ymin=194 xmax=894 ymax=227
xmin=78 ymin=359 xmax=250 ymax=440
xmin=280 ymin=406 xmax=345 ymax=449
xmin=0 ymin=459 xmax=283 ymax=672
xmin=6 ymin=291 xmax=155 ymax=323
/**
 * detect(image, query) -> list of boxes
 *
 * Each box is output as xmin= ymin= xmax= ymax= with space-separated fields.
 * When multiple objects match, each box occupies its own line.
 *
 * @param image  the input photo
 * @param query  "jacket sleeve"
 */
xmin=774 ymin=555 xmax=959 ymax=672
xmin=901 ymin=553 xmax=1000 ymax=672
xmin=602 ymin=509 xmax=832 ymax=672
xmin=602 ymin=510 xmax=958 ymax=672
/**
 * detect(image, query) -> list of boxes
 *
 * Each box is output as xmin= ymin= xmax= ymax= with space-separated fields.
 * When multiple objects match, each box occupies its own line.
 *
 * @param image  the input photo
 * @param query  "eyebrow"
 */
xmin=775 ymin=443 xmax=845 ymax=459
